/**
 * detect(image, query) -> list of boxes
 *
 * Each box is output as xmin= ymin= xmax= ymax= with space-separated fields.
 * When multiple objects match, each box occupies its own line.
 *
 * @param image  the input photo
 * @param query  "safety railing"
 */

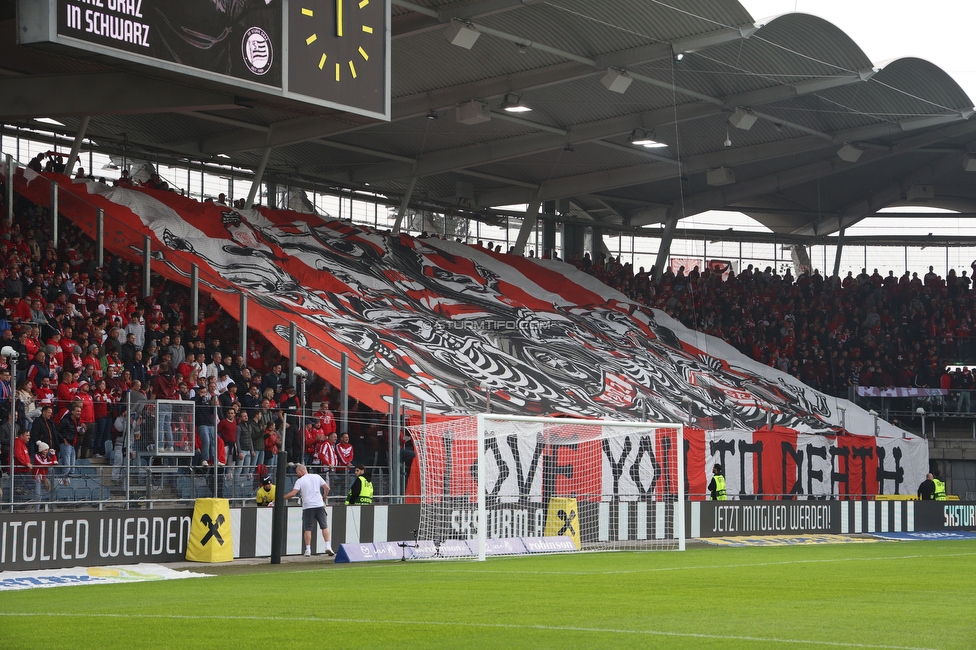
xmin=2 ymin=461 xmax=399 ymax=512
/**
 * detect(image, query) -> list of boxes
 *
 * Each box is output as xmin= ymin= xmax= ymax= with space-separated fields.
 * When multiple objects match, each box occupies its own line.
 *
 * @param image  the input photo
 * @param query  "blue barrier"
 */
xmin=334 ymin=536 xmax=576 ymax=563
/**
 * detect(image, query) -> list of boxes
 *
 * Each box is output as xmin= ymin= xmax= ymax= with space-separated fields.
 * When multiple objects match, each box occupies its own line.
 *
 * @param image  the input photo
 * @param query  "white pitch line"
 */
xmin=0 ymin=612 xmax=937 ymax=650
xmin=392 ymin=551 xmax=976 ymax=577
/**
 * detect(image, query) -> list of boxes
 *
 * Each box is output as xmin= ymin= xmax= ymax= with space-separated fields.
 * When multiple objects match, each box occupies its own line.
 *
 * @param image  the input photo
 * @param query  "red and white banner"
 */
xmin=685 ymin=427 xmax=928 ymax=499
xmin=6 ymin=169 xmax=922 ymax=453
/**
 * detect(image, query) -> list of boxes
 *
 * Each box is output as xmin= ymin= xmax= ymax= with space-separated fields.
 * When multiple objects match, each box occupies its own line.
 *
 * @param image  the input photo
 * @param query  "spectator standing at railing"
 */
xmin=263 ymin=420 xmax=280 ymax=469
xmin=77 ymin=381 xmax=95 ymax=457
xmin=305 ymin=418 xmax=324 ymax=467
xmin=194 ymin=379 xmax=217 ymax=467
xmin=32 ymin=440 xmax=57 ymax=498
xmin=218 ymin=408 xmax=243 ymax=479
xmin=92 ymin=379 xmax=115 ymax=458
xmin=55 ymin=402 xmax=83 ymax=482
xmin=238 ymin=408 xmax=255 ymax=478
xmin=249 ymin=397 xmax=275 ymax=467
xmin=279 ymin=385 xmax=302 ymax=463
xmin=13 ymin=428 xmax=33 ymax=500
xmin=336 ymin=432 xmax=354 ymax=468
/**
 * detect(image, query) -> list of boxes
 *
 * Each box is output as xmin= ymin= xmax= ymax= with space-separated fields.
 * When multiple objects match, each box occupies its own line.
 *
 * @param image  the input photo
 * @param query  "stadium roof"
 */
xmin=2 ymin=0 xmax=975 ymax=246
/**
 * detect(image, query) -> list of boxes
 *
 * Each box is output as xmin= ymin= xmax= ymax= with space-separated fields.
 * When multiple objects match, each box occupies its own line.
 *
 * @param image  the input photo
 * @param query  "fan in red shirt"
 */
xmin=32 ymin=441 xmax=58 ymax=494
xmin=12 ymin=429 xmax=33 ymax=500
xmin=336 ymin=432 xmax=354 ymax=468
xmin=8 ymin=295 xmax=32 ymax=322
xmin=304 ymin=419 xmax=325 ymax=466
xmin=313 ymin=431 xmax=338 ymax=469
xmin=46 ymin=333 xmax=66 ymax=367
xmin=313 ymin=401 xmax=337 ymax=436
xmin=77 ymin=381 xmax=96 ymax=456
xmin=56 ymin=370 xmax=79 ymax=411
xmin=92 ymin=379 xmax=117 ymax=458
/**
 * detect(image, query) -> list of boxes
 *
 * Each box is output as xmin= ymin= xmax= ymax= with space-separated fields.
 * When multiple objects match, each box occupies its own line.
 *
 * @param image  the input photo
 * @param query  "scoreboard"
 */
xmin=17 ymin=0 xmax=391 ymax=120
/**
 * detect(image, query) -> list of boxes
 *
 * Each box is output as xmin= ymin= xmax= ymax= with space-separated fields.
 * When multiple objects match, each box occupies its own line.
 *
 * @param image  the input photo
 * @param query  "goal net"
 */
xmin=409 ymin=415 xmax=684 ymax=560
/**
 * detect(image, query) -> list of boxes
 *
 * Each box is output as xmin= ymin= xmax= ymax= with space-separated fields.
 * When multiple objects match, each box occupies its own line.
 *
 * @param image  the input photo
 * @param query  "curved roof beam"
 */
xmin=653 ymin=123 xmax=976 ymax=233
xmin=475 ymin=114 xmax=976 ymax=208
xmin=196 ymin=14 xmax=757 ymax=154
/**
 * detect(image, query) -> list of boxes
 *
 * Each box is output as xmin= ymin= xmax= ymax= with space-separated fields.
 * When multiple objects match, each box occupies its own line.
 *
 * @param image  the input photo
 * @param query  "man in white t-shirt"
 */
xmin=283 ymin=464 xmax=334 ymax=557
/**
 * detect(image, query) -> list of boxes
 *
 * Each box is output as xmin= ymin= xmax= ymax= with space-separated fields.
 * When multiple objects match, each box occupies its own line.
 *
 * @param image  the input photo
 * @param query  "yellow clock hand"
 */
xmin=335 ymin=0 xmax=343 ymax=37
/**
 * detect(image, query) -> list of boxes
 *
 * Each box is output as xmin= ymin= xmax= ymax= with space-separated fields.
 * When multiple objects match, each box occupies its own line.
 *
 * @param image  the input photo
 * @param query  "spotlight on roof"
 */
xmin=674 ymin=52 xmax=685 ymax=62
xmin=600 ymin=68 xmax=633 ymax=94
xmin=729 ymin=107 xmax=758 ymax=131
xmin=837 ymin=143 xmax=864 ymax=163
xmin=427 ymin=110 xmax=438 ymax=120
xmin=445 ymin=19 xmax=480 ymax=49
xmin=628 ymin=129 xmax=668 ymax=149
xmin=500 ymin=93 xmax=532 ymax=113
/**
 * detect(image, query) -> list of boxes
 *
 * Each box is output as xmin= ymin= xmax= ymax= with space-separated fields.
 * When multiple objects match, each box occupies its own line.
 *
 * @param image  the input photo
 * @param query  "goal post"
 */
xmin=409 ymin=415 xmax=685 ymax=560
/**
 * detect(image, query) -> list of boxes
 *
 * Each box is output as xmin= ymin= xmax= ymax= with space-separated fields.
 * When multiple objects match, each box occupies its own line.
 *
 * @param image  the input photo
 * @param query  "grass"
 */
xmin=1 ymin=540 xmax=974 ymax=649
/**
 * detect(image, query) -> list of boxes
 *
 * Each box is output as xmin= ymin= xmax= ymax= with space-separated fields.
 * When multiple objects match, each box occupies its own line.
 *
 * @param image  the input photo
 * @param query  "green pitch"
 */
xmin=2 ymin=540 xmax=973 ymax=649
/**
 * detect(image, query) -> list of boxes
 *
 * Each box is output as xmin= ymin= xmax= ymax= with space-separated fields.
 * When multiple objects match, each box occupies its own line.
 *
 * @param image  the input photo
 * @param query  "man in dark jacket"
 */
xmin=56 ymin=402 xmax=85 ymax=481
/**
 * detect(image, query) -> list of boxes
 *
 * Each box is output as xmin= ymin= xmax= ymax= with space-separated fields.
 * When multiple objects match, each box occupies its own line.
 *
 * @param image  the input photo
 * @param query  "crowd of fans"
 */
xmin=0 ymin=184 xmax=394 ymax=502
xmin=5 ymin=161 xmax=975 ymax=501
xmin=567 ymin=252 xmax=976 ymax=401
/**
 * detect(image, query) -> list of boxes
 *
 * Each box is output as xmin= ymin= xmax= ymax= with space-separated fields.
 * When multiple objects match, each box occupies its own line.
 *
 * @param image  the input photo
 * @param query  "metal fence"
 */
xmin=3 ymin=395 xmax=411 ymax=512
xmin=2 ymin=461 xmax=399 ymax=512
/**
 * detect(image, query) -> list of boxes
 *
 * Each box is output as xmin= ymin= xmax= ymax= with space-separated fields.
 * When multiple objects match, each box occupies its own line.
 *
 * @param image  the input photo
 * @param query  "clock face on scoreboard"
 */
xmin=287 ymin=0 xmax=389 ymax=116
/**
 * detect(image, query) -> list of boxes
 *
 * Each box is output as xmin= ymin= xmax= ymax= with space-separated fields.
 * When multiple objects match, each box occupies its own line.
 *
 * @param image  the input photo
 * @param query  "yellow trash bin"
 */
xmin=185 ymin=498 xmax=234 ymax=563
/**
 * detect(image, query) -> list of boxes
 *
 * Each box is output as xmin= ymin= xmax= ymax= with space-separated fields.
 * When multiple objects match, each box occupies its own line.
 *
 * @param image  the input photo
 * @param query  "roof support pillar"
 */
xmin=246 ymin=146 xmax=273 ymax=209
xmin=64 ymin=115 xmax=90 ymax=178
xmin=542 ymin=200 xmax=556 ymax=257
xmin=5 ymin=154 xmax=13 ymax=227
xmin=832 ymin=227 xmax=846 ymax=279
xmin=512 ymin=197 xmax=541 ymax=256
xmin=391 ymin=176 xmax=418 ymax=235
xmin=653 ymin=212 xmax=680 ymax=281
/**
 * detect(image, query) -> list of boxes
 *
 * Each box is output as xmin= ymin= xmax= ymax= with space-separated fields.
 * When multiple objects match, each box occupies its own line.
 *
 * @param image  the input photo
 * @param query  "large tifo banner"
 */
xmin=9 ymin=170 xmax=915 ymax=438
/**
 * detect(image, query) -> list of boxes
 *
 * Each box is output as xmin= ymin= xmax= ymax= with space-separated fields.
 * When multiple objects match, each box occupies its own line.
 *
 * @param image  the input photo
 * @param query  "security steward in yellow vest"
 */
xmin=933 ymin=476 xmax=947 ymax=501
xmin=346 ymin=464 xmax=374 ymax=505
xmin=256 ymin=474 xmax=276 ymax=506
xmin=708 ymin=464 xmax=727 ymax=501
